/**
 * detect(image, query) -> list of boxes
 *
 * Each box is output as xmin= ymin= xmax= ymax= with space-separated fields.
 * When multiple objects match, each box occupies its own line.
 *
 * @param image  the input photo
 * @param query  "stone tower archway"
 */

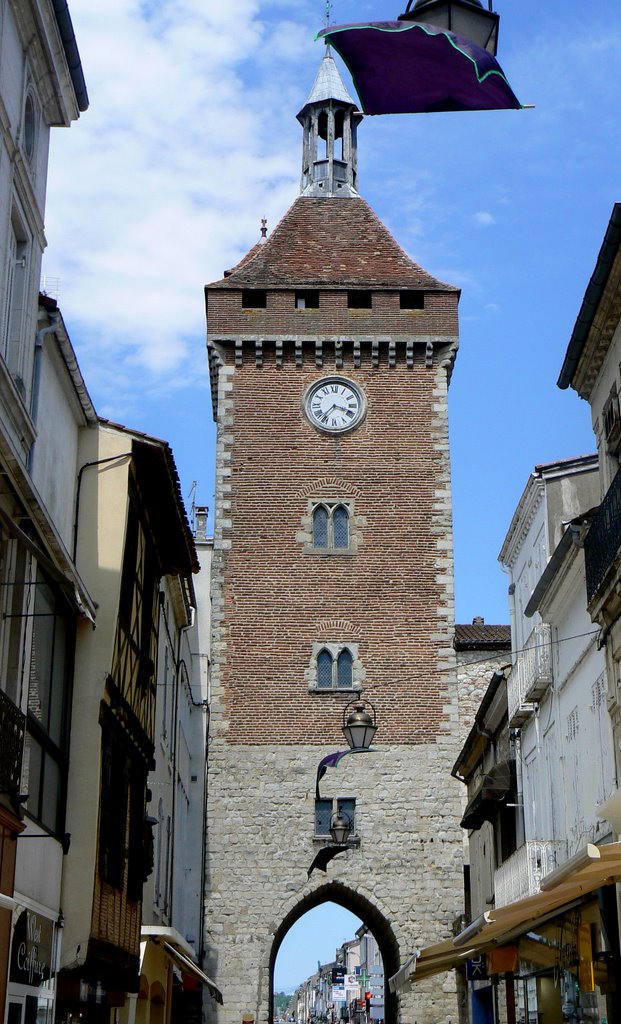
xmin=270 ymin=881 xmax=401 ymax=1024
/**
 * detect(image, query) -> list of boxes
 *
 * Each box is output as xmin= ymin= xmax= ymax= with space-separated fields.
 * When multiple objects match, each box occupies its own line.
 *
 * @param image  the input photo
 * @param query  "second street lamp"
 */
xmin=329 ymin=808 xmax=353 ymax=845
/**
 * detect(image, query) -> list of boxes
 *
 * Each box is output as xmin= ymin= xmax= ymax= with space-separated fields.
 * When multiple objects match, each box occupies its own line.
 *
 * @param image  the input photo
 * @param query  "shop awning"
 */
xmin=162 ymin=943 xmax=223 ymax=1005
xmin=389 ymin=841 xmax=621 ymax=990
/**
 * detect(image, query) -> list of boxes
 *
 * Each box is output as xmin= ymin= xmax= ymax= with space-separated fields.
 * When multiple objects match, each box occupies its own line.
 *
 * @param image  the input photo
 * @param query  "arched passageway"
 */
xmin=270 ymin=882 xmax=401 ymax=1024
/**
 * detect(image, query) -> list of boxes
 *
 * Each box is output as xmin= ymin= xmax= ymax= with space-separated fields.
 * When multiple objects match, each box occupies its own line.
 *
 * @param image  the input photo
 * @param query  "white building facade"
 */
xmin=498 ymin=456 xmax=614 ymax=894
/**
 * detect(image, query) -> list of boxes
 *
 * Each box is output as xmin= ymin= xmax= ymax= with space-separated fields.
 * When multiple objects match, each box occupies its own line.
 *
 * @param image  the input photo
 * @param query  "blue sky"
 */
xmin=44 ymin=0 xmax=621 ymax=991
xmin=275 ymin=903 xmax=362 ymax=993
xmin=44 ymin=0 xmax=620 ymax=626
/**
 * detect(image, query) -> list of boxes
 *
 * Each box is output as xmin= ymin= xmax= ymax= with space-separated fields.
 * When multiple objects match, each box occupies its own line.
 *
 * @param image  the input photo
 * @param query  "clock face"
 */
xmin=305 ymin=377 xmax=365 ymax=434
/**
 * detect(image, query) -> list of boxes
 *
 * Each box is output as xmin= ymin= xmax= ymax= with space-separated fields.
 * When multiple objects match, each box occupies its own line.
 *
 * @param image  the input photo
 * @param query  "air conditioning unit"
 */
xmin=603 ymin=391 xmax=621 ymax=453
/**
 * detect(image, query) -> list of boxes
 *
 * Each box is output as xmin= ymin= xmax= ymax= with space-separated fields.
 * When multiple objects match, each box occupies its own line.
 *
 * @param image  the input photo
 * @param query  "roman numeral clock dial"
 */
xmin=304 ymin=376 xmax=366 ymax=434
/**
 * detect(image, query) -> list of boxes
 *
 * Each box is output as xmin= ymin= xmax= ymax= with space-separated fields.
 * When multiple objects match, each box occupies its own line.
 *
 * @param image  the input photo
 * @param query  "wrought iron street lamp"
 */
xmin=329 ymin=808 xmax=353 ymax=845
xmin=398 ymin=0 xmax=499 ymax=55
xmin=342 ymin=698 xmax=377 ymax=751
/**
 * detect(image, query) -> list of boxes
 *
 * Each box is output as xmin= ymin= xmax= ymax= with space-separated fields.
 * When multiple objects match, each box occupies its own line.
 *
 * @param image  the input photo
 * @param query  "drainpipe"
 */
xmin=28 ymin=311 xmax=61 ymax=472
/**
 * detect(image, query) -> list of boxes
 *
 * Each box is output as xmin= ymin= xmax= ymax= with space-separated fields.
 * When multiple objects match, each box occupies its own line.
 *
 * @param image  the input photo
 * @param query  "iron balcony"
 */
xmin=585 ymin=467 xmax=621 ymax=603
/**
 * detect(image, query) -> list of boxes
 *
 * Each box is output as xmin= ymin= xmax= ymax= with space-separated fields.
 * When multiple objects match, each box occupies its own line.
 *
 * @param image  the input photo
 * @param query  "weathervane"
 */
xmin=324 ymin=0 xmax=333 ymax=27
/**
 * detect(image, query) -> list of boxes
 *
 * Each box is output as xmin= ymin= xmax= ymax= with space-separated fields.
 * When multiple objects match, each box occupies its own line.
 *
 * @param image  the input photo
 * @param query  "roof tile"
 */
xmin=454 ymin=624 xmax=511 ymax=650
xmin=208 ymin=196 xmax=457 ymax=292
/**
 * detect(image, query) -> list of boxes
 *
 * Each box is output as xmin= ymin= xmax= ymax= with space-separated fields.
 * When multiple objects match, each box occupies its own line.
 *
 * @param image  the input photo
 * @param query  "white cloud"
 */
xmin=42 ymin=0 xmax=621 ymax=426
xmin=43 ymin=0 xmax=317 ymax=405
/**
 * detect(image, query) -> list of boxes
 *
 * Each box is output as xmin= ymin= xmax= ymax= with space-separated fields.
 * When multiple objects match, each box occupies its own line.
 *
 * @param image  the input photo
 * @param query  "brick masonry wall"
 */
xmin=206 ymin=288 xmax=458 ymax=339
xmin=205 ymin=283 xmax=465 ymax=1023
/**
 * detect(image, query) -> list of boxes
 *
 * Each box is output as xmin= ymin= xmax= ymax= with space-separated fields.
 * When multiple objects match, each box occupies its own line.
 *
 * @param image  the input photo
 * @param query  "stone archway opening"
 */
xmin=270 ymin=882 xmax=401 ymax=1024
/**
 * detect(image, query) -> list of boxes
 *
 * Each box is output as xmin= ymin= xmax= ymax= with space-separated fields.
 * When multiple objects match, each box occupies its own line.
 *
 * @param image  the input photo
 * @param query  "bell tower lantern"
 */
xmin=297 ymin=49 xmax=362 ymax=197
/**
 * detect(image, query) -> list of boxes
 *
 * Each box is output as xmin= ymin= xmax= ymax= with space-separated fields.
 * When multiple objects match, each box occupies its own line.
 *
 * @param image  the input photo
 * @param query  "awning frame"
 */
xmin=140 ymin=929 xmax=223 ymax=1005
xmin=162 ymin=942 xmax=223 ymax=1004
xmin=390 ymin=840 xmax=621 ymax=990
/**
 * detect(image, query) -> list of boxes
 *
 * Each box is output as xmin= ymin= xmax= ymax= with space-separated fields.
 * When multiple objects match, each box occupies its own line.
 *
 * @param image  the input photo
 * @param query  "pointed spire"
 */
xmin=299 ymin=51 xmax=356 ymax=112
xmin=297 ymin=51 xmax=362 ymax=199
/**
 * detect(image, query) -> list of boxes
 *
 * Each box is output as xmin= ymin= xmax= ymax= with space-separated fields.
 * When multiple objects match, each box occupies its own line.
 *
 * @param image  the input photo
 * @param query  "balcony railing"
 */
xmin=585 ymin=468 xmax=621 ymax=603
xmin=0 ymin=688 xmax=26 ymax=796
xmin=507 ymin=623 xmax=553 ymax=727
xmin=494 ymin=839 xmax=567 ymax=908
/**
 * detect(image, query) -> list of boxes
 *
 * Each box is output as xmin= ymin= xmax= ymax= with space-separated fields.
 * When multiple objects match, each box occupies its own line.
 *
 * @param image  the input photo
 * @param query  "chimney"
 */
xmin=195 ymin=506 xmax=209 ymax=542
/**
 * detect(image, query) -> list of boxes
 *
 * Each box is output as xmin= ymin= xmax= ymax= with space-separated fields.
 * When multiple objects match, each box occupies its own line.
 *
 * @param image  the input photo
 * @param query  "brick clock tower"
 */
xmin=205 ymin=53 xmax=463 ymax=1024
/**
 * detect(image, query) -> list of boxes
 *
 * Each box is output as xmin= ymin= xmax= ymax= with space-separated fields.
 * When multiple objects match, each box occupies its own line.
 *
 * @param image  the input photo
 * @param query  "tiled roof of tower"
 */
xmin=454 ymin=624 xmax=511 ymax=650
xmin=209 ymin=197 xmax=457 ymax=291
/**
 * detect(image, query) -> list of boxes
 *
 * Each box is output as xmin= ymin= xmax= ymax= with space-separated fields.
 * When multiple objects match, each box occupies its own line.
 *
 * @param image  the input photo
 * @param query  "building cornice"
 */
xmin=558 ymin=203 xmax=621 ymax=398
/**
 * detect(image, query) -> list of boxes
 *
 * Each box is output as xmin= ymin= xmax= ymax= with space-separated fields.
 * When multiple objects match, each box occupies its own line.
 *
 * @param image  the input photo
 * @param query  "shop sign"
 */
xmin=9 ymin=909 xmax=53 ymax=988
xmin=332 ymin=986 xmax=346 ymax=1000
xmin=487 ymin=945 xmax=518 ymax=975
xmin=331 ymin=966 xmax=345 ymax=983
xmin=466 ymin=956 xmax=488 ymax=981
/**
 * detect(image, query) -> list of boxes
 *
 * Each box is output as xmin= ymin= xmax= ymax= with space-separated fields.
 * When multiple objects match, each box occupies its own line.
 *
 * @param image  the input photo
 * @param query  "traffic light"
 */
xmin=364 ymin=993 xmax=371 ymax=1014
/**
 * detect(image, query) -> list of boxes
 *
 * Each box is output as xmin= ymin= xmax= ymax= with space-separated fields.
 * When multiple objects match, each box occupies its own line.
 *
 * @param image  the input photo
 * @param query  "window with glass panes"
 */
xmin=312 ymin=502 xmax=350 ymax=550
xmin=23 ymin=568 xmax=75 ymax=833
xmin=316 ymin=646 xmax=354 ymax=689
xmin=315 ymin=798 xmax=356 ymax=837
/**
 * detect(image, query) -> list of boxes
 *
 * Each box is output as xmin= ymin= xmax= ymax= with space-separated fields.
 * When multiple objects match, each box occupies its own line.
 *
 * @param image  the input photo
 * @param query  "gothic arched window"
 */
xmin=317 ymin=648 xmax=333 ymax=689
xmin=312 ymin=503 xmax=349 ymax=550
xmin=315 ymin=646 xmax=355 ymax=690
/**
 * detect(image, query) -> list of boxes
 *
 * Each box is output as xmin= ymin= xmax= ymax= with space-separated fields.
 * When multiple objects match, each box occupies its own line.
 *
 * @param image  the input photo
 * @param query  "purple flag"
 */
xmin=317 ymin=21 xmax=521 ymax=114
xmin=316 ymin=749 xmax=349 ymax=798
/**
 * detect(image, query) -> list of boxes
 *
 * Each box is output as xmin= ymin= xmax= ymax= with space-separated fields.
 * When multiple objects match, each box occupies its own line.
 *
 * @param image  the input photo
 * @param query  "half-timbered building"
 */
xmin=56 ymin=422 xmax=199 ymax=1024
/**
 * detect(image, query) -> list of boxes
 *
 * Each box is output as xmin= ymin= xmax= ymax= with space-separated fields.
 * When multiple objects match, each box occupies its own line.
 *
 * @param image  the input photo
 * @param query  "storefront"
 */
xmin=389 ymin=842 xmax=621 ymax=1024
xmin=5 ymin=904 xmax=61 ymax=1024
xmin=138 ymin=928 xmax=222 ymax=1024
